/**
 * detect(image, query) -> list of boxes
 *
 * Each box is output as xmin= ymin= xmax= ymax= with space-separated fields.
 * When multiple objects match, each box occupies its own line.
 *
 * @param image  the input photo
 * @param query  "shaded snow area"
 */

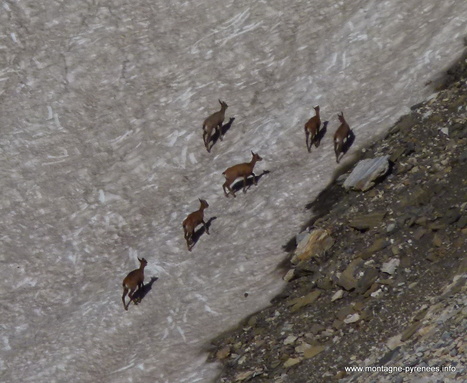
xmin=0 ymin=0 xmax=466 ymax=382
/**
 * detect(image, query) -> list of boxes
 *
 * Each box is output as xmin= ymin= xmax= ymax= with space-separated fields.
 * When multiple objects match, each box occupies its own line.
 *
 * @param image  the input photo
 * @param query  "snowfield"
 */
xmin=1 ymin=0 xmax=466 ymax=382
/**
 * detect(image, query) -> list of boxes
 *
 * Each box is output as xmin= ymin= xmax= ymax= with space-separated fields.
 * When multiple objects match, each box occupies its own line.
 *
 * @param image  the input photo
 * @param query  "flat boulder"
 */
xmin=291 ymin=228 xmax=334 ymax=264
xmin=343 ymin=155 xmax=391 ymax=191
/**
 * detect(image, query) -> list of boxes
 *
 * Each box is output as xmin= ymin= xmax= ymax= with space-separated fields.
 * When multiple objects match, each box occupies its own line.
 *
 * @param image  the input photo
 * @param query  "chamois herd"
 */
xmin=122 ymin=100 xmax=353 ymax=310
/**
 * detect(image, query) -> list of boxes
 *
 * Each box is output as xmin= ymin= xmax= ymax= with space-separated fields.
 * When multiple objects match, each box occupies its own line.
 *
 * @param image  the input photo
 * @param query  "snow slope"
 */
xmin=0 ymin=0 xmax=466 ymax=382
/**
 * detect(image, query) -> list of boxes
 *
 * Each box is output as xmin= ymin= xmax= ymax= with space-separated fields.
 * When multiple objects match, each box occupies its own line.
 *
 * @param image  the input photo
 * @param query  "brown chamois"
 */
xmin=122 ymin=257 xmax=148 ymax=311
xmin=222 ymin=151 xmax=263 ymax=198
xmin=203 ymin=100 xmax=228 ymax=152
xmin=304 ymin=105 xmax=321 ymax=151
xmin=333 ymin=112 xmax=351 ymax=163
xmin=182 ymin=198 xmax=210 ymax=251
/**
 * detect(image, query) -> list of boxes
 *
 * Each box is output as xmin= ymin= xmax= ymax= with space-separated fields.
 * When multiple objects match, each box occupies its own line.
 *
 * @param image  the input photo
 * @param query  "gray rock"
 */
xmin=338 ymin=259 xmax=362 ymax=291
xmin=442 ymin=207 xmax=461 ymax=225
xmin=456 ymin=215 xmax=467 ymax=228
xmin=343 ymin=155 xmax=391 ymax=191
xmin=331 ymin=290 xmax=344 ymax=302
xmin=336 ymin=305 xmax=356 ymax=321
xmin=378 ymin=347 xmax=400 ymax=365
xmin=357 ymin=268 xmax=379 ymax=294
xmin=381 ymin=258 xmax=400 ymax=275
xmin=295 ymin=231 xmax=310 ymax=245
xmin=386 ymin=222 xmax=398 ymax=233
xmin=344 ymin=313 xmax=361 ymax=324
xmin=309 ymin=323 xmax=325 ymax=335
xmin=401 ymin=322 xmax=422 ymax=341
xmin=348 ymin=211 xmax=387 ymax=231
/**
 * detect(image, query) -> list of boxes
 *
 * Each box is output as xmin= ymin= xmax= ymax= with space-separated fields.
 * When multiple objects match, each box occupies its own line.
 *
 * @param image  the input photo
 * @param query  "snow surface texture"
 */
xmin=0 ymin=0 xmax=466 ymax=382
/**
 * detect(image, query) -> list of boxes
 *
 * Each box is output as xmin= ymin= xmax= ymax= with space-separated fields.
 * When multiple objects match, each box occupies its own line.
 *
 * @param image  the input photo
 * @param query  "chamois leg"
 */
xmin=127 ymin=287 xmax=137 ymax=308
xmin=243 ymin=176 xmax=248 ymax=193
xmin=185 ymin=233 xmax=192 ymax=250
xmin=122 ymin=287 xmax=129 ymax=310
xmin=335 ymin=143 xmax=342 ymax=163
xmin=305 ymin=131 xmax=311 ymax=152
xmin=310 ymin=132 xmax=317 ymax=148
xmin=223 ymin=180 xmax=236 ymax=198
xmin=203 ymin=130 xmax=211 ymax=152
xmin=252 ymin=172 xmax=257 ymax=185
xmin=184 ymin=227 xmax=190 ymax=241
xmin=133 ymin=283 xmax=143 ymax=305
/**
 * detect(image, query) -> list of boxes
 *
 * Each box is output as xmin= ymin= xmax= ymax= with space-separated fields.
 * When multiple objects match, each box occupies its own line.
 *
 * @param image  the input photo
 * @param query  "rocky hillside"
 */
xmin=208 ymin=53 xmax=467 ymax=382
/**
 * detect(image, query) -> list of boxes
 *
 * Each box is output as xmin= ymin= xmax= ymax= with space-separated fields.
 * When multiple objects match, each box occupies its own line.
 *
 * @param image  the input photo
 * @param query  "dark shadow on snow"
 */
xmin=340 ymin=129 xmax=356 ymax=159
xmin=132 ymin=276 xmax=159 ymax=305
xmin=208 ymin=117 xmax=235 ymax=151
xmin=231 ymin=170 xmax=270 ymax=194
xmin=314 ymin=120 xmax=328 ymax=148
xmin=189 ymin=216 xmax=217 ymax=251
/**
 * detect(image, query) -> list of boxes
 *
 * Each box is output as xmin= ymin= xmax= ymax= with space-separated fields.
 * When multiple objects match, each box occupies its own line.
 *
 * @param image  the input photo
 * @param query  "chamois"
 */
xmin=222 ymin=151 xmax=263 ymax=197
xmin=304 ymin=105 xmax=321 ymax=151
xmin=203 ymin=100 xmax=228 ymax=152
xmin=182 ymin=199 xmax=210 ymax=251
xmin=122 ymin=257 xmax=148 ymax=311
xmin=334 ymin=112 xmax=351 ymax=163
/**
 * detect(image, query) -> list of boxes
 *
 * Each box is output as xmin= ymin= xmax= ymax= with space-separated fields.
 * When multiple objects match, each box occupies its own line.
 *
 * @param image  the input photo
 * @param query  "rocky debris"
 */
xmin=283 ymin=358 xmax=301 ymax=368
xmin=337 ymin=258 xmax=363 ymax=291
xmin=381 ymin=258 xmax=400 ymax=275
xmin=210 ymin=55 xmax=467 ymax=383
xmin=343 ymin=155 xmax=391 ymax=191
xmin=291 ymin=228 xmax=335 ymax=264
xmin=356 ymin=237 xmax=390 ymax=259
xmin=216 ymin=346 xmax=231 ymax=360
xmin=331 ymin=290 xmax=345 ymax=302
xmin=343 ymin=313 xmax=360 ymax=324
xmin=347 ymin=211 xmax=386 ymax=231
xmin=301 ymin=344 xmax=326 ymax=359
xmin=287 ymin=290 xmax=321 ymax=313
xmin=342 ymin=274 xmax=466 ymax=383
xmin=357 ymin=267 xmax=379 ymax=294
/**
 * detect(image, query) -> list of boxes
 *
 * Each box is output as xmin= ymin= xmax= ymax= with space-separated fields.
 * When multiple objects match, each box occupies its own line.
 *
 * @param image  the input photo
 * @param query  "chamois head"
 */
xmin=199 ymin=198 xmax=209 ymax=209
xmin=219 ymin=99 xmax=228 ymax=110
xmin=137 ymin=257 xmax=148 ymax=268
xmin=251 ymin=151 xmax=263 ymax=162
